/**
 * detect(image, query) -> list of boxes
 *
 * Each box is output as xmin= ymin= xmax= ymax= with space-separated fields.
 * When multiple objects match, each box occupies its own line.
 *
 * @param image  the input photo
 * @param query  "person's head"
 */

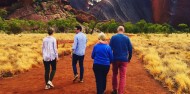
xmin=117 ymin=26 xmax=125 ymax=33
xmin=98 ymin=32 xmax=106 ymax=41
xmin=47 ymin=27 xmax=55 ymax=35
xmin=75 ymin=25 xmax=82 ymax=33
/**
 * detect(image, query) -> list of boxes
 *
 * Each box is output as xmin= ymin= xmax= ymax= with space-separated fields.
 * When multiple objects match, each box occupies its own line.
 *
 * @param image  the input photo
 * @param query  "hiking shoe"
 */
xmin=79 ymin=80 xmax=84 ymax=83
xmin=44 ymin=85 xmax=50 ymax=90
xmin=111 ymin=89 xmax=117 ymax=94
xmin=47 ymin=81 xmax=54 ymax=87
xmin=73 ymin=74 xmax=78 ymax=82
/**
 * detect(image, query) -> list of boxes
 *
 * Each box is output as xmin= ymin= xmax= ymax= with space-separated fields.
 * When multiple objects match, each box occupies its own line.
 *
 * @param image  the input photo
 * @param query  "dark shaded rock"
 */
xmin=24 ymin=14 xmax=48 ymax=22
xmin=70 ymin=0 xmax=190 ymax=26
xmin=7 ymin=5 xmax=35 ymax=19
xmin=61 ymin=0 xmax=70 ymax=5
xmin=64 ymin=5 xmax=72 ymax=11
xmin=76 ymin=10 xmax=96 ymax=23
xmin=0 ymin=0 xmax=18 ymax=7
xmin=172 ymin=0 xmax=190 ymax=26
xmin=69 ymin=0 xmax=89 ymax=11
xmin=74 ymin=0 xmax=153 ymax=23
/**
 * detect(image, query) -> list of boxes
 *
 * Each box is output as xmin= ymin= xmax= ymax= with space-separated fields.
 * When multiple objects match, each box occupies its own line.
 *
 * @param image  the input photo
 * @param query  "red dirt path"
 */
xmin=0 ymin=45 xmax=170 ymax=94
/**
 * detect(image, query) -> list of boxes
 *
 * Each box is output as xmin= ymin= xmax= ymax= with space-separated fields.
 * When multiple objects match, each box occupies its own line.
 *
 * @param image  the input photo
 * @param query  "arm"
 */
xmin=86 ymin=36 xmax=88 ymax=44
xmin=108 ymin=46 xmax=113 ymax=62
xmin=127 ymin=38 xmax=132 ymax=62
xmin=72 ymin=35 xmax=78 ymax=52
xmin=109 ymin=37 xmax=113 ymax=49
xmin=54 ymin=39 xmax=59 ymax=60
xmin=56 ymin=40 xmax=58 ymax=49
xmin=91 ymin=46 xmax=96 ymax=59
xmin=42 ymin=39 xmax=45 ymax=54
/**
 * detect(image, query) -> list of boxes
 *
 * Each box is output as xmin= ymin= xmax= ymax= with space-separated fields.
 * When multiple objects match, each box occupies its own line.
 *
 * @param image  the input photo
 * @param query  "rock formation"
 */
xmin=70 ymin=0 xmax=190 ymax=26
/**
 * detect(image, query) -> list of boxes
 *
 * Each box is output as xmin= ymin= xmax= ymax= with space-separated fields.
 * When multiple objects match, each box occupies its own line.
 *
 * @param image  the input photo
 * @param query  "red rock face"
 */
xmin=152 ymin=0 xmax=170 ymax=23
xmin=152 ymin=0 xmax=190 ymax=25
xmin=172 ymin=0 xmax=190 ymax=26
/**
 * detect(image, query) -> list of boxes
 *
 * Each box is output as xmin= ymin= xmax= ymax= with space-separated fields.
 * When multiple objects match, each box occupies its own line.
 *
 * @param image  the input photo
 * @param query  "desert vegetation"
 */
xmin=131 ymin=34 xmax=190 ymax=93
xmin=0 ymin=33 xmax=113 ymax=77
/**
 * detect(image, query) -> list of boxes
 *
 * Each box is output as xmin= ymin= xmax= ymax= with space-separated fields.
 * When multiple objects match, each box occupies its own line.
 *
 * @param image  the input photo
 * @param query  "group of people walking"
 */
xmin=42 ymin=25 xmax=132 ymax=94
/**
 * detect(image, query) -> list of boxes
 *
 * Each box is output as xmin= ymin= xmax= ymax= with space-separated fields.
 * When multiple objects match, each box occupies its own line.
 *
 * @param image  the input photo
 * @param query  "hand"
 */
xmin=56 ymin=58 xmax=59 ymax=62
xmin=70 ymin=53 xmax=73 ymax=58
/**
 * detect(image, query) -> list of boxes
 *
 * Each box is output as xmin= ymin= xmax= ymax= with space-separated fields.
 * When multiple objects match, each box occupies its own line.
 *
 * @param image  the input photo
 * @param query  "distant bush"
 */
xmin=178 ymin=24 xmax=189 ymax=33
xmin=1 ymin=17 xmax=190 ymax=34
xmin=0 ymin=18 xmax=47 ymax=34
xmin=124 ymin=22 xmax=139 ymax=33
xmin=48 ymin=17 xmax=78 ymax=33
xmin=7 ymin=19 xmax=23 ymax=34
xmin=0 ymin=17 xmax=9 ymax=32
xmin=123 ymin=20 xmax=177 ymax=34
xmin=97 ymin=19 xmax=119 ymax=33
xmin=0 ymin=9 xmax=8 ymax=18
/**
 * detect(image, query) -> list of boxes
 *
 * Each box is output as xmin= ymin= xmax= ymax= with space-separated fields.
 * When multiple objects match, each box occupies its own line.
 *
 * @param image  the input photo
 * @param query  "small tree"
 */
xmin=124 ymin=22 xmax=134 ymax=33
xmin=106 ymin=19 xmax=119 ymax=33
xmin=8 ymin=19 xmax=22 ymax=34
xmin=178 ymin=23 xmax=189 ymax=33
xmin=136 ymin=20 xmax=147 ymax=33
xmin=0 ymin=9 xmax=7 ymax=19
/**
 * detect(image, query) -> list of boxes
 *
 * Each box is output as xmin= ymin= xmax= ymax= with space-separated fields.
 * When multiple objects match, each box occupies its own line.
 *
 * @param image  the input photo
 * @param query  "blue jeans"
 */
xmin=93 ymin=64 xmax=110 ymax=94
xmin=72 ymin=54 xmax=84 ymax=80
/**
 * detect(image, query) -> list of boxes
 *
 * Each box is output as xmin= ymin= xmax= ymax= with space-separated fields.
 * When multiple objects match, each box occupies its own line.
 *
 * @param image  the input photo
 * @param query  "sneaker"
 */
xmin=73 ymin=74 xmax=78 ymax=82
xmin=79 ymin=80 xmax=84 ymax=83
xmin=45 ymin=85 xmax=50 ymax=90
xmin=47 ymin=81 xmax=54 ymax=87
xmin=111 ymin=89 xmax=117 ymax=94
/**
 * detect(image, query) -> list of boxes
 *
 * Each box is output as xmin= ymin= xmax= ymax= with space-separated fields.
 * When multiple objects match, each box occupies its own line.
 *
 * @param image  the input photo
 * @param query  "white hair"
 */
xmin=98 ymin=32 xmax=106 ymax=41
xmin=117 ymin=26 xmax=125 ymax=32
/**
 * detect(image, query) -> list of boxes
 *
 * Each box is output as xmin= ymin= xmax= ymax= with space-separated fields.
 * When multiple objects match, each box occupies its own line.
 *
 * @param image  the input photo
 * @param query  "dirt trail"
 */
xmin=0 ymin=45 xmax=170 ymax=94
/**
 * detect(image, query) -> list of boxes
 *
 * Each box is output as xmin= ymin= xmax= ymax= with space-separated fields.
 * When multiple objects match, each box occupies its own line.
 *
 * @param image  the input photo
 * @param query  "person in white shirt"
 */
xmin=42 ymin=27 xmax=58 ymax=90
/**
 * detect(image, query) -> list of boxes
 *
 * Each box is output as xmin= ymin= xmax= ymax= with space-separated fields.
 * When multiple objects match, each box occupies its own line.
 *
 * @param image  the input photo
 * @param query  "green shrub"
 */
xmin=178 ymin=23 xmax=189 ymax=32
xmin=8 ymin=19 xmax=23 ymax=34
xmin=124 ymin=22 xmax=141 ymax=33
xmin=48 ymin=17 xmax=78 ymax=33
xmin=0 ymin=9 xmax=7 ymax=18
xmin=0 ymin=17 xmax=9 ymax=31
xmin=97 ymin=19 xmax=119 ymax=33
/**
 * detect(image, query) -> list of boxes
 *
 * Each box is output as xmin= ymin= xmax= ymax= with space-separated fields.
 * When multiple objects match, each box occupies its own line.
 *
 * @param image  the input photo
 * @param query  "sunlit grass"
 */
xmin=131 ymin=34 xmax=190 ymax=93
xmin=0 ymin=33 xmax=113 ymax=77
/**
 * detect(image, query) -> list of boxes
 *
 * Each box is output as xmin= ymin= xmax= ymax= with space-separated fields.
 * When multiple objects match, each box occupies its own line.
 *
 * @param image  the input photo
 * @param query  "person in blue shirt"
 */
xmin=110 ymin=26 xmax=132 ymax=94
xmin=72 ymin=25 xmax=87 ymax=83
xmin=91 ymin=32 xmax=113 ymax=94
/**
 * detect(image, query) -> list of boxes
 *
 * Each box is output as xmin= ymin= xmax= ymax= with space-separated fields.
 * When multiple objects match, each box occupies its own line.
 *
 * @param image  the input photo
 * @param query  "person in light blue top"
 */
xmin=72 ymin=29 xmax=87 ymax=56
xmin=92 ymin=32 xmax=113 ymax=94
xmin=72 ymin=25 xmax=87 ymax=83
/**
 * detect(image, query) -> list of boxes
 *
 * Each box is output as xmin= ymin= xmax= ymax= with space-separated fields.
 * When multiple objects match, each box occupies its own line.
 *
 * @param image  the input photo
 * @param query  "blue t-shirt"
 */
xmin=109 ymin=34 xmax=132 ymax=62
xmin=91 ymin=43 xmax=113 ymax=65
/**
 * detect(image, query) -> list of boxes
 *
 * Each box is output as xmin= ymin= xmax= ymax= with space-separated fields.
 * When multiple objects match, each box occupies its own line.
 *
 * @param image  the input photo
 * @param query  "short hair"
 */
xmin=98 ymin=32 xmax=106 ymax=41
xmin=76 ymin=25 xmax=82 ymax=31
xmin=117 ymin=26 xmax=125 ymax=32
xmin=47 ymin=27 xmax=55 ymax=35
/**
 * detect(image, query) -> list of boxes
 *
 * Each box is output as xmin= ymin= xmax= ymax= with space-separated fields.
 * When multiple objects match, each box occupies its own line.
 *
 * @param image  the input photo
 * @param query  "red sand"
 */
xmin=0 ymin=45 xmax=170 ymax=94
